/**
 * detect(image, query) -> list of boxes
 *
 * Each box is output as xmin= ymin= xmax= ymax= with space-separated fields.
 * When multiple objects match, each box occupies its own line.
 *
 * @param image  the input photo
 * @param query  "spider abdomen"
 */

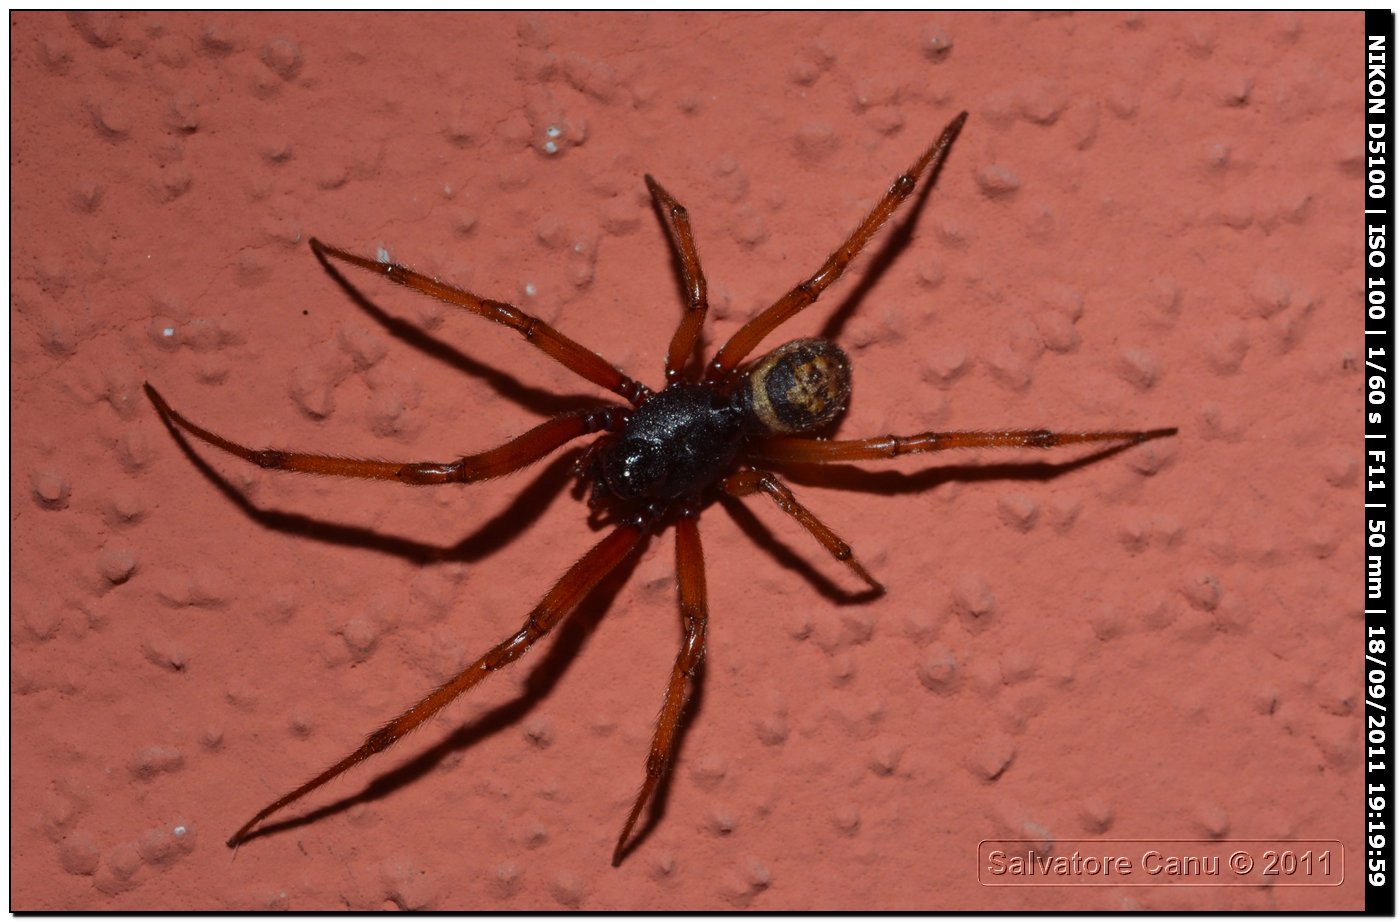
xmin=742 ymin=338 xmax=852 ymax=435
xmin=600 ymin=383 xmax=747 ymax=502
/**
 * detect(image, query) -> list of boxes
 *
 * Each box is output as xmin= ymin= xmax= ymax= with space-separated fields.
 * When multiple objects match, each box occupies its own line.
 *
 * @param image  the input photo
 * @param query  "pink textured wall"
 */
xmin=12 ymin=11 xmax=1362 ymax=910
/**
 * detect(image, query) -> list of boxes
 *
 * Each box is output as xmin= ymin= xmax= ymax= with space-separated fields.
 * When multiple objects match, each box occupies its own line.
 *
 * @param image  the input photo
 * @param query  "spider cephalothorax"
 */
xmin=592 ymin=337 xmax=852 ymax=516
xmin=145 ymin=111 xmax=1175 ymax=866
xmin=596 ymin=383 xmax=746 ymax=506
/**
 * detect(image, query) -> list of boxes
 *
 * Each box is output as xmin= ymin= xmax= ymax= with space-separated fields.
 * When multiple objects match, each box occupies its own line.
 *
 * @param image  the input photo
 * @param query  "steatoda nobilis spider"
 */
xmin=145 ymin=111 xmax=1175 ymax=866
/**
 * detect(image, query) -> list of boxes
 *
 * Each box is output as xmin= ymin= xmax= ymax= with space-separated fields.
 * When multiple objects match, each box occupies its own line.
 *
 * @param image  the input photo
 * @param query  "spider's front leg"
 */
xmin=612 ymin=515 xmax=708 ymax=866
xmin=645 ymin=175 xmax=710 ymax=382
xmin=706 ymin=112 xmax=968 ymax=381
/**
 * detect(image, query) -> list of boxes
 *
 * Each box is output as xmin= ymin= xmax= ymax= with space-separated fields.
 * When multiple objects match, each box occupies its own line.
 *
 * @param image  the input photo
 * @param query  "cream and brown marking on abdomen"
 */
xmin=743 ymin=338 xmax=853 ymax=435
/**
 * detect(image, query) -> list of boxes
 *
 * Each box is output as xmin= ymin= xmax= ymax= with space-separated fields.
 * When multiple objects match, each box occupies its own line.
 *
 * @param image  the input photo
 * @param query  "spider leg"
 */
xmin=722 ymin=468 xmax=882 ymax=593
xmin=309 ymin=239 xmax=651 ymax=406
xmin=751 ymin=426 xmax=1179 ymax=465
xmin=144 ymin=383 xmax=625 ymax=485
xmin=645 ymin=175 xmax=710 ymax=383
xmin=228 ymin=522 xmax=646 ymax=848
xmin=612 ymin=515 xmax=708 ymax=866
xmin=706 ymin=112 xmax=968 ymax=382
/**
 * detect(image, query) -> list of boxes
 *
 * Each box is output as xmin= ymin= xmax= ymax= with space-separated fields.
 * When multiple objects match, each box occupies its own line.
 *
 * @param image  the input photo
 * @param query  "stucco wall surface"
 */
xmin=11 ymin=11 xmax=1362 ymax=910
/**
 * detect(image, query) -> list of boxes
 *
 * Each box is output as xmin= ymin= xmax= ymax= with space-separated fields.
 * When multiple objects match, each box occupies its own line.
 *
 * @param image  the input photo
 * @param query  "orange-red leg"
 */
xmin=723 ymin=468 xmax=882 ymax=592
xmin=706 ymin=112 xmax=968 ymax=381
xmin=612 ymin=516 xmax=708 ymax=866
xmin=645 ymin=175 xmax=709 ymax=383
xmin=228 ymin=523 xmax=646 ymax=848
xmin=752 ymin=426 xmax=1179 ymax=465
xmin=309 ymin=238 xmax=650 ymax=405
xmin=144 ymin=383 xmax=625 ymax=485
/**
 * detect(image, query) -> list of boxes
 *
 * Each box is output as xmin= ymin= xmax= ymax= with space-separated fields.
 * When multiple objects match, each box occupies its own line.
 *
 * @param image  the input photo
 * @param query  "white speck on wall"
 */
xmin=376 ymin=247 xmax=391 ymax=264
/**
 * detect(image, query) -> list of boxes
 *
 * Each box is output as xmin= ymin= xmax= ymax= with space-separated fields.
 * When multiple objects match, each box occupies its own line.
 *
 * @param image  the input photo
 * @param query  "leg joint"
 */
xmin=645 ymin=750 xmax=671 ymax=778
xmin=400 ymin=462 xmax=460 ymax=484
xmin=364 ymin=726 xmax=396 ymax=754
xmin=587 ymin=407 xmax=628 ymax=433
xmin=618 ymin=380 xmax=652 ymax=406
xmin=254 ymin=449 xmax=286 ymax=469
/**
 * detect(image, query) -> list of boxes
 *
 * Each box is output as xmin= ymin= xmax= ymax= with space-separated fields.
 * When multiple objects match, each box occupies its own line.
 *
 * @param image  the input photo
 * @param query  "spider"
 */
xmin=144 ymin=111 xmax=1175 ymax=867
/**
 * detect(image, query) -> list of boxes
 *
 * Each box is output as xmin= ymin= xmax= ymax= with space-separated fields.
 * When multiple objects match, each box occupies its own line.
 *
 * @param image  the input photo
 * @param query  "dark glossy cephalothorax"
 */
xmin=145 ymin=112 xmax=1175 ymax=866
xmin=599 ymin=338 xmax=851 ymax=509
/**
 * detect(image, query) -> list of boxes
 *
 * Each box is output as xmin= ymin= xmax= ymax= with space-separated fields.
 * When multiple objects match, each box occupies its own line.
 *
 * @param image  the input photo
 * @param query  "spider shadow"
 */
xmin=713 ymin=444 xmax=1143 ymax=603
xmin=773 ymin=440 xmax=1149 ymax=496
xmin=235 ymin=535 xmax=653 ymax=847
xmin=720 ymin=497 xmax=882 ymax=606
xmin=309 ymin=243 xmax=604 ymax=417
xmin=148 ymin=397 xmax=579 ymax=566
